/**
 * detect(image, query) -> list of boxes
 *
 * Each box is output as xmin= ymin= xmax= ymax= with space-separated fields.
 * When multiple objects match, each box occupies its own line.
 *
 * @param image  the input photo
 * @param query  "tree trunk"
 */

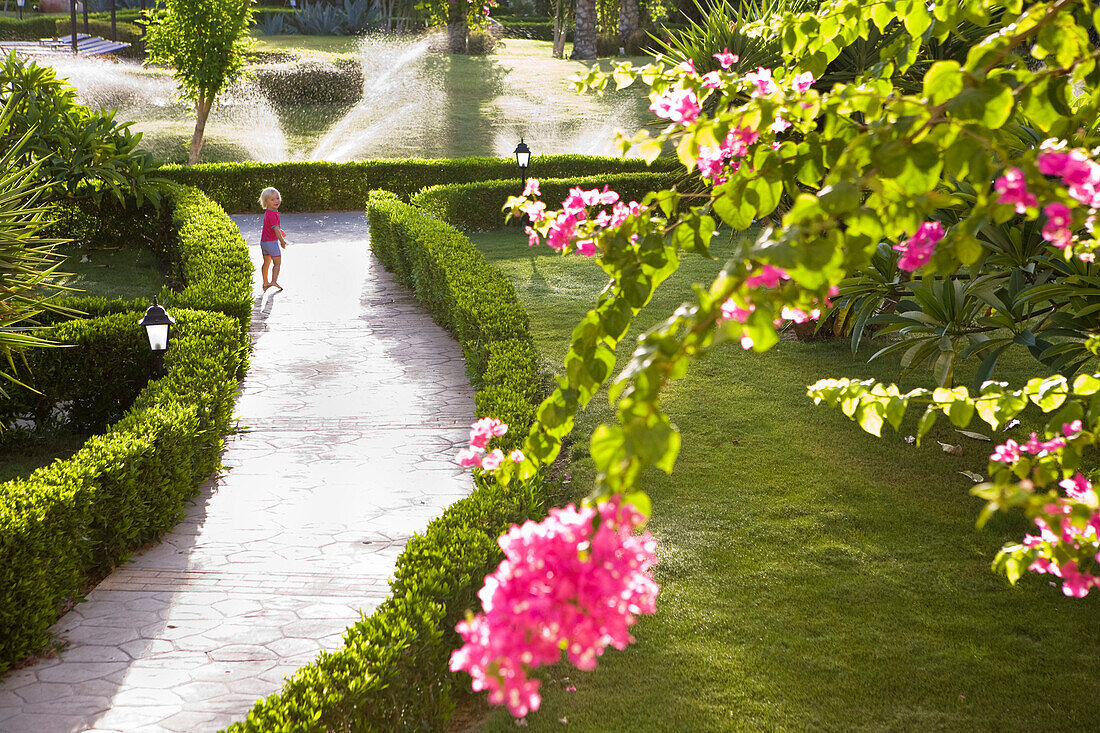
xmin=188 ymin=96 xmax=213 ymax=166
xmin=617 ymin=0 xmax=638 ymax=50
xmin=571 ymin=0 xmax=596 ymax=59
xmin=552 ymin=0 xmax=568 ymax=58
xmin=448 ymin=20 xmax=467 ymax=53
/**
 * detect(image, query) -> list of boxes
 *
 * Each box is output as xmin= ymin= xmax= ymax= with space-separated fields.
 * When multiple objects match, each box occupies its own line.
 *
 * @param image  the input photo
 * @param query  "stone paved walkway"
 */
xmin=0 ymin=213 xmax=476 ymax=732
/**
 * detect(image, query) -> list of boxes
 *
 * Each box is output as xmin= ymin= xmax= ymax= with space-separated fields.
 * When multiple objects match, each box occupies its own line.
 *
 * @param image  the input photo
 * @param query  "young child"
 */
xmin=258 ymin=187 xmax=289 ymax=291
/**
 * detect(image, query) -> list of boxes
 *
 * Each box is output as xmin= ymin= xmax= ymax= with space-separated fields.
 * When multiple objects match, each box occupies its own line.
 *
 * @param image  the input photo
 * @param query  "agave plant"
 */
xmin=256 ymin=12 xmax=295 ymax=35
xmin=343 ymin=0 xmax=381 ymax=33
xmin=293 ymin=0 xmax=350 ymax=35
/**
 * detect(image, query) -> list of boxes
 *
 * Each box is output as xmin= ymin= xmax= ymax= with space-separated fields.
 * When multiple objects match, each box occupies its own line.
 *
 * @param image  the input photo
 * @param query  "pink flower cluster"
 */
xmin=455 ymin=417 xmax=523 ymax=471
xmin=695 ymin=126 xmax=760 ymax=183
xmin=718 ymin=265 xmax=833 ymax=349
xmin=1038 ymin=148 xmax=1100 ymax=207
xmin=893 ymin=221 xmax=945 ymax=271
xmin=1024 ymin=473 xmax=1100 ymax=597
xmin=989 ymin=432 xmax=1067 ymax=463
xmin=650 ymin=87 xmax=701 ymax=125
xmin=1042 ymin=202 xmax=1073 ymax=249
xmin=521 ymin=182 xmax=646 ymax=257
xmin=449 ymin=497 xmax=659 ymax=717
xmin=994 ymin=168 xmax=1038 ymax=213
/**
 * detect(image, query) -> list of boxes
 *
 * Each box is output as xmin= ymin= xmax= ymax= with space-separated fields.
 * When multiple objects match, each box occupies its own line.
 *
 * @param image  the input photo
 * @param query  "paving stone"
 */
xmin=0 ymin=213 xmax=477 ymax=730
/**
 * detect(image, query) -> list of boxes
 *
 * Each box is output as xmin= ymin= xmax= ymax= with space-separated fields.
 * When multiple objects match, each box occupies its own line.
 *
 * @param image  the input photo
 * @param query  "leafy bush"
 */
xmin=467 ymin=26 xmax=497 ymax=54
xmin=0 ymin=17 xmax=57 ymax=41
xmin=159 ymin=156 xmax=678 ymax=213
xmin=497 ymin=18 xmax=556 ymax=40
xmin=224 ymin=191 xmax=545 ymax=732
xmin=0 ymin=308 xmax=245 ymax=674
xmin=254 ymin=11 xmax=295 ymax=34
xmin=251 ymin=57 xmax=362 ymax=106
xmin=0 ymin=52 xmax=164 ymax=205
xmin=411 ymin=171 xmax=679 ymax=231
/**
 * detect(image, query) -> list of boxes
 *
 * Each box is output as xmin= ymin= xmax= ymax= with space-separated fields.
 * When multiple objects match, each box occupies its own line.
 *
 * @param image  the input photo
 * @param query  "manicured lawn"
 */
xmin=468 ymin=228 xmax=1100 ymax=731
xmin=55 ymin=244 xmax=165 ymax=301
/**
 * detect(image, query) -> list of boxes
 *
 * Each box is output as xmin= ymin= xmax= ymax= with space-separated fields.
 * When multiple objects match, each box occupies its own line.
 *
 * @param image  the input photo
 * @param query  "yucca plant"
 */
xmin=256 ymin=12 xmax=295 ymax=35
xmin=293 ymin=0 xmax=350 ymax=35
xmin=0 ymin=102 xmax=73 ymax=397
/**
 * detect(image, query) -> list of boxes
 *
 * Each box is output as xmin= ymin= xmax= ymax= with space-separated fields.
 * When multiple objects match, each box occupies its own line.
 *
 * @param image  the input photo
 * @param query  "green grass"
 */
xmin=54 ymin=245 xmax=165 ymax=301
xmin=0 ymin=432 xmax=86 ymax=485
xmin=251 ymin=33 xmax=364 ymax=55
xmin=468 ymin=228 xmax=1100 ymax=731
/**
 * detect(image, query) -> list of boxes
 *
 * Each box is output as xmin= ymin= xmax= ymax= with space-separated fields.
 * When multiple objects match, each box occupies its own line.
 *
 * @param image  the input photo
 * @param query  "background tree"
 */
xmin=617 ymin=0 xmax=639 ymax=50
xmin=143 ymin=0 xmax=254 ymax=165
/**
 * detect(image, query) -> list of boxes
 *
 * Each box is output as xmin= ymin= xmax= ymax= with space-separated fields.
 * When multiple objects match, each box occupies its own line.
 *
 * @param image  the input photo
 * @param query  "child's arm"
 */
xmin=275 ymin=226 xmax=288 ymax=247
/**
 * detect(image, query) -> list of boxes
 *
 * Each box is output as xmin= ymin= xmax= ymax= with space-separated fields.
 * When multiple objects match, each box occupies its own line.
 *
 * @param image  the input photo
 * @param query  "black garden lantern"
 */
xmin=513 ymin=138 xmax=531 ymax=183
xmin=138 ymin=297 xmax=175 ymax=352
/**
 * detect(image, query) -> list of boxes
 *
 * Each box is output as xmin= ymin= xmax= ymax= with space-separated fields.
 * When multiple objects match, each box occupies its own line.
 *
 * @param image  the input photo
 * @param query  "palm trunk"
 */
xmin=552 ymin=0 xmax=568 ymax=58
xmin=571 ymin=0 xmax=596 ymax=60
xmin=188 ymin=95 xmax=213 ymax=166
xmin=617 ymin=0 xmax=639 ymax=50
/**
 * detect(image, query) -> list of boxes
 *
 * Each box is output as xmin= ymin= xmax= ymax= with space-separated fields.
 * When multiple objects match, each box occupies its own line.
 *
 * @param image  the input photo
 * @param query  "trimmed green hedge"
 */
xmin=0 ymin=309 xmax=245 ymax=673
xmin=0 ymin=184 xmax=251 ymax=673
xmin=0 ymin=16 xmax=57 ymax=41
xmin=411 ymin=170 xmax=679 ymax=232
xmin=224 ymin=191 xmax=545 ymax=732
xmin=159 ymin=156 xmax=678 ymax=213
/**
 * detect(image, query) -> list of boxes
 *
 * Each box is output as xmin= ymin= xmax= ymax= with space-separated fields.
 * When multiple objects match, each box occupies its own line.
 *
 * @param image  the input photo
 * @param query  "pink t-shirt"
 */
xmin=260 ymin=209 xmax=280 ymax=242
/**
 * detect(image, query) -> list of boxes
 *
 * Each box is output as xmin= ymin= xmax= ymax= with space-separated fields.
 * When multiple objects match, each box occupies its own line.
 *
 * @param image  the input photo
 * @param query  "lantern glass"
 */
xmin=145 ymin=323 xmax=169 ymax=351
xmin=513 ymin=139 xmax=531 ymax=170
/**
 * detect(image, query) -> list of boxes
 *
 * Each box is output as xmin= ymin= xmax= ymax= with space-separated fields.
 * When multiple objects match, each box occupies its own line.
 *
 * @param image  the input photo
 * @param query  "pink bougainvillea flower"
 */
xmin=1063 ymin=419 xmax=1084 ymax=437
xmin=1057 ymin=560 xmax=1098 ymax=597
xmin=713 ymin=48 xmax=738 ymax=69
xmin=598 ymin=185 xmax=620 ymax=205
xmin=780 ymin=306 xmax=819 ymax=324
xmin=576 ymin=239 xmax=597 ymax=257
xmin=740 ymin=334 xmax=755 ymax=350
xmin=990 ymin=439 xmax=1021 ymax=463
xmin=1059 ymin=473 xmax=1095 ymax=502
xmin=509 ymin=449 xmax=524 ymax=463
xmin=547 ymin=213 xmax=578 ymax=250
xmin=562 ymin=188 xmax=590 ymax=216
xmin=792 ymin=70 xmax=815 ymax=93
xmin=894 ymin=221 xmax=945 ymax=271
xmin=722 ymin=126 xmax=760 ymax=158
xmin=525 ymin=226 xmax=540 ymax=248
xmin=480 ymin=448 xmax=505 ymax=471
xmin=449 ymin=498 xmax=658 ymax=717
xmin=678 ymin=59 xmax=696 ymax=75
xmin=1021 ymin=432 xmax=1066 ymax=455
xmin=745 ymin=264 xmax=789 ymax=289
xmin=523 ymin=200 xmax=547 ymax=222
xmin=701 ymin=71 xmax=722 ymax=89
xmin=456 ymin=448 xmax=483 ymax=467
xmin=523 ymin=177 xmax=541 ymax=197
xmin=994 ymin=168 xmax=1039 ymax=214
xmin=1038 ymin=149 xmax=1094 ymax=186
xmin=1041 ymin=202 xmax=1074 ymax=249
xmin=649 ymin=88 xmax=701 ymax=124
xmin=770 ymin=109 xmax=792 ymax=134
xmin=719 ymin=298 xmax=754 ymax=322
xmin=745 ymin=67 xmax=778 ymax=97
xmin=696 ymin=146 xmax=727 ymax=181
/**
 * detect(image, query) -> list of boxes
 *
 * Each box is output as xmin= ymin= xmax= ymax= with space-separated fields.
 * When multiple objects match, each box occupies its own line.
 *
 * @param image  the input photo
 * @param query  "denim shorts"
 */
xmin=260 ymin=240 xmax=281 ymax=257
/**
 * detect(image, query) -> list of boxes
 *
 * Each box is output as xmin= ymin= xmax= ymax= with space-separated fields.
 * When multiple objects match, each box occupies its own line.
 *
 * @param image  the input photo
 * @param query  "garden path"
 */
xmin=0 ymin=213 xmax=477 ymax=732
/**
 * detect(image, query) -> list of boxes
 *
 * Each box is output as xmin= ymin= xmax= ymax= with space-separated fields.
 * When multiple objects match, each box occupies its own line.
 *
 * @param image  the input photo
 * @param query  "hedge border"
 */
xmin=158 ymin=155 xmax=678 ymax=213
xmin=0 ymin=185 xmax=252 ymax=674
xmin=224 ymin=189 xmax=547 ymax=732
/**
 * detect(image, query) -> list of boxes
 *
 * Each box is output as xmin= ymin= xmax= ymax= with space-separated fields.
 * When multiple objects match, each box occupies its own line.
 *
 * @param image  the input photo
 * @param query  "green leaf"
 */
xmin=946 ymin=78 xmax=1015 ymax=129
xmin=923 ymin=60 xmax=964 ymax=105
xmin=916 ymin=405 xmax=938 ymax=443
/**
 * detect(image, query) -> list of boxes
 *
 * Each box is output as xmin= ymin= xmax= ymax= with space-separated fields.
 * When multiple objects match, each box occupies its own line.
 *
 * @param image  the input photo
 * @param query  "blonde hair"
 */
xmin=259 ymin=187 xmax=281 ymax=208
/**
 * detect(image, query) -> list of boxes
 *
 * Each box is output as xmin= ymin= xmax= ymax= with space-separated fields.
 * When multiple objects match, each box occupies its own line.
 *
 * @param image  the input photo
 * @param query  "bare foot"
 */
xmin=261 ymin=282 xmax=271 ymax=290
xmin=272 ymin=282 xmax=283 ymax=291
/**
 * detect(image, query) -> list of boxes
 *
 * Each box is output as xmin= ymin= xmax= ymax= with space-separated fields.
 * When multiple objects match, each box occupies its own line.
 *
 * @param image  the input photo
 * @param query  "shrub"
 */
xmin=0 ymin=184 xmax=251 ymax=673
xmin=411 ymin=171 xmax=680 ymax=231
xmin=251 ymin=57 xmax=362 ymax=106
xmin=0 ymin=17 xmax=57 ymax=41
xmin=224 ymin=191 xmax=545 ymax=732
xmin=467 ymin=26 xmax=497 ymax=54
xmin=158 ymin=156 xmax=678 ymax=213
xmin=497 ymin=18 xmax=556 ymax=40
xmin=0 ymin=309 xmax=245 ymax=673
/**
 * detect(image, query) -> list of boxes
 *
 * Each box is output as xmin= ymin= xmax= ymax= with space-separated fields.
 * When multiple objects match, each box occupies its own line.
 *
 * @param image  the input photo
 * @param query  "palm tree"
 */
xmin=572 ymin=0 xmax=597 ymax=59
